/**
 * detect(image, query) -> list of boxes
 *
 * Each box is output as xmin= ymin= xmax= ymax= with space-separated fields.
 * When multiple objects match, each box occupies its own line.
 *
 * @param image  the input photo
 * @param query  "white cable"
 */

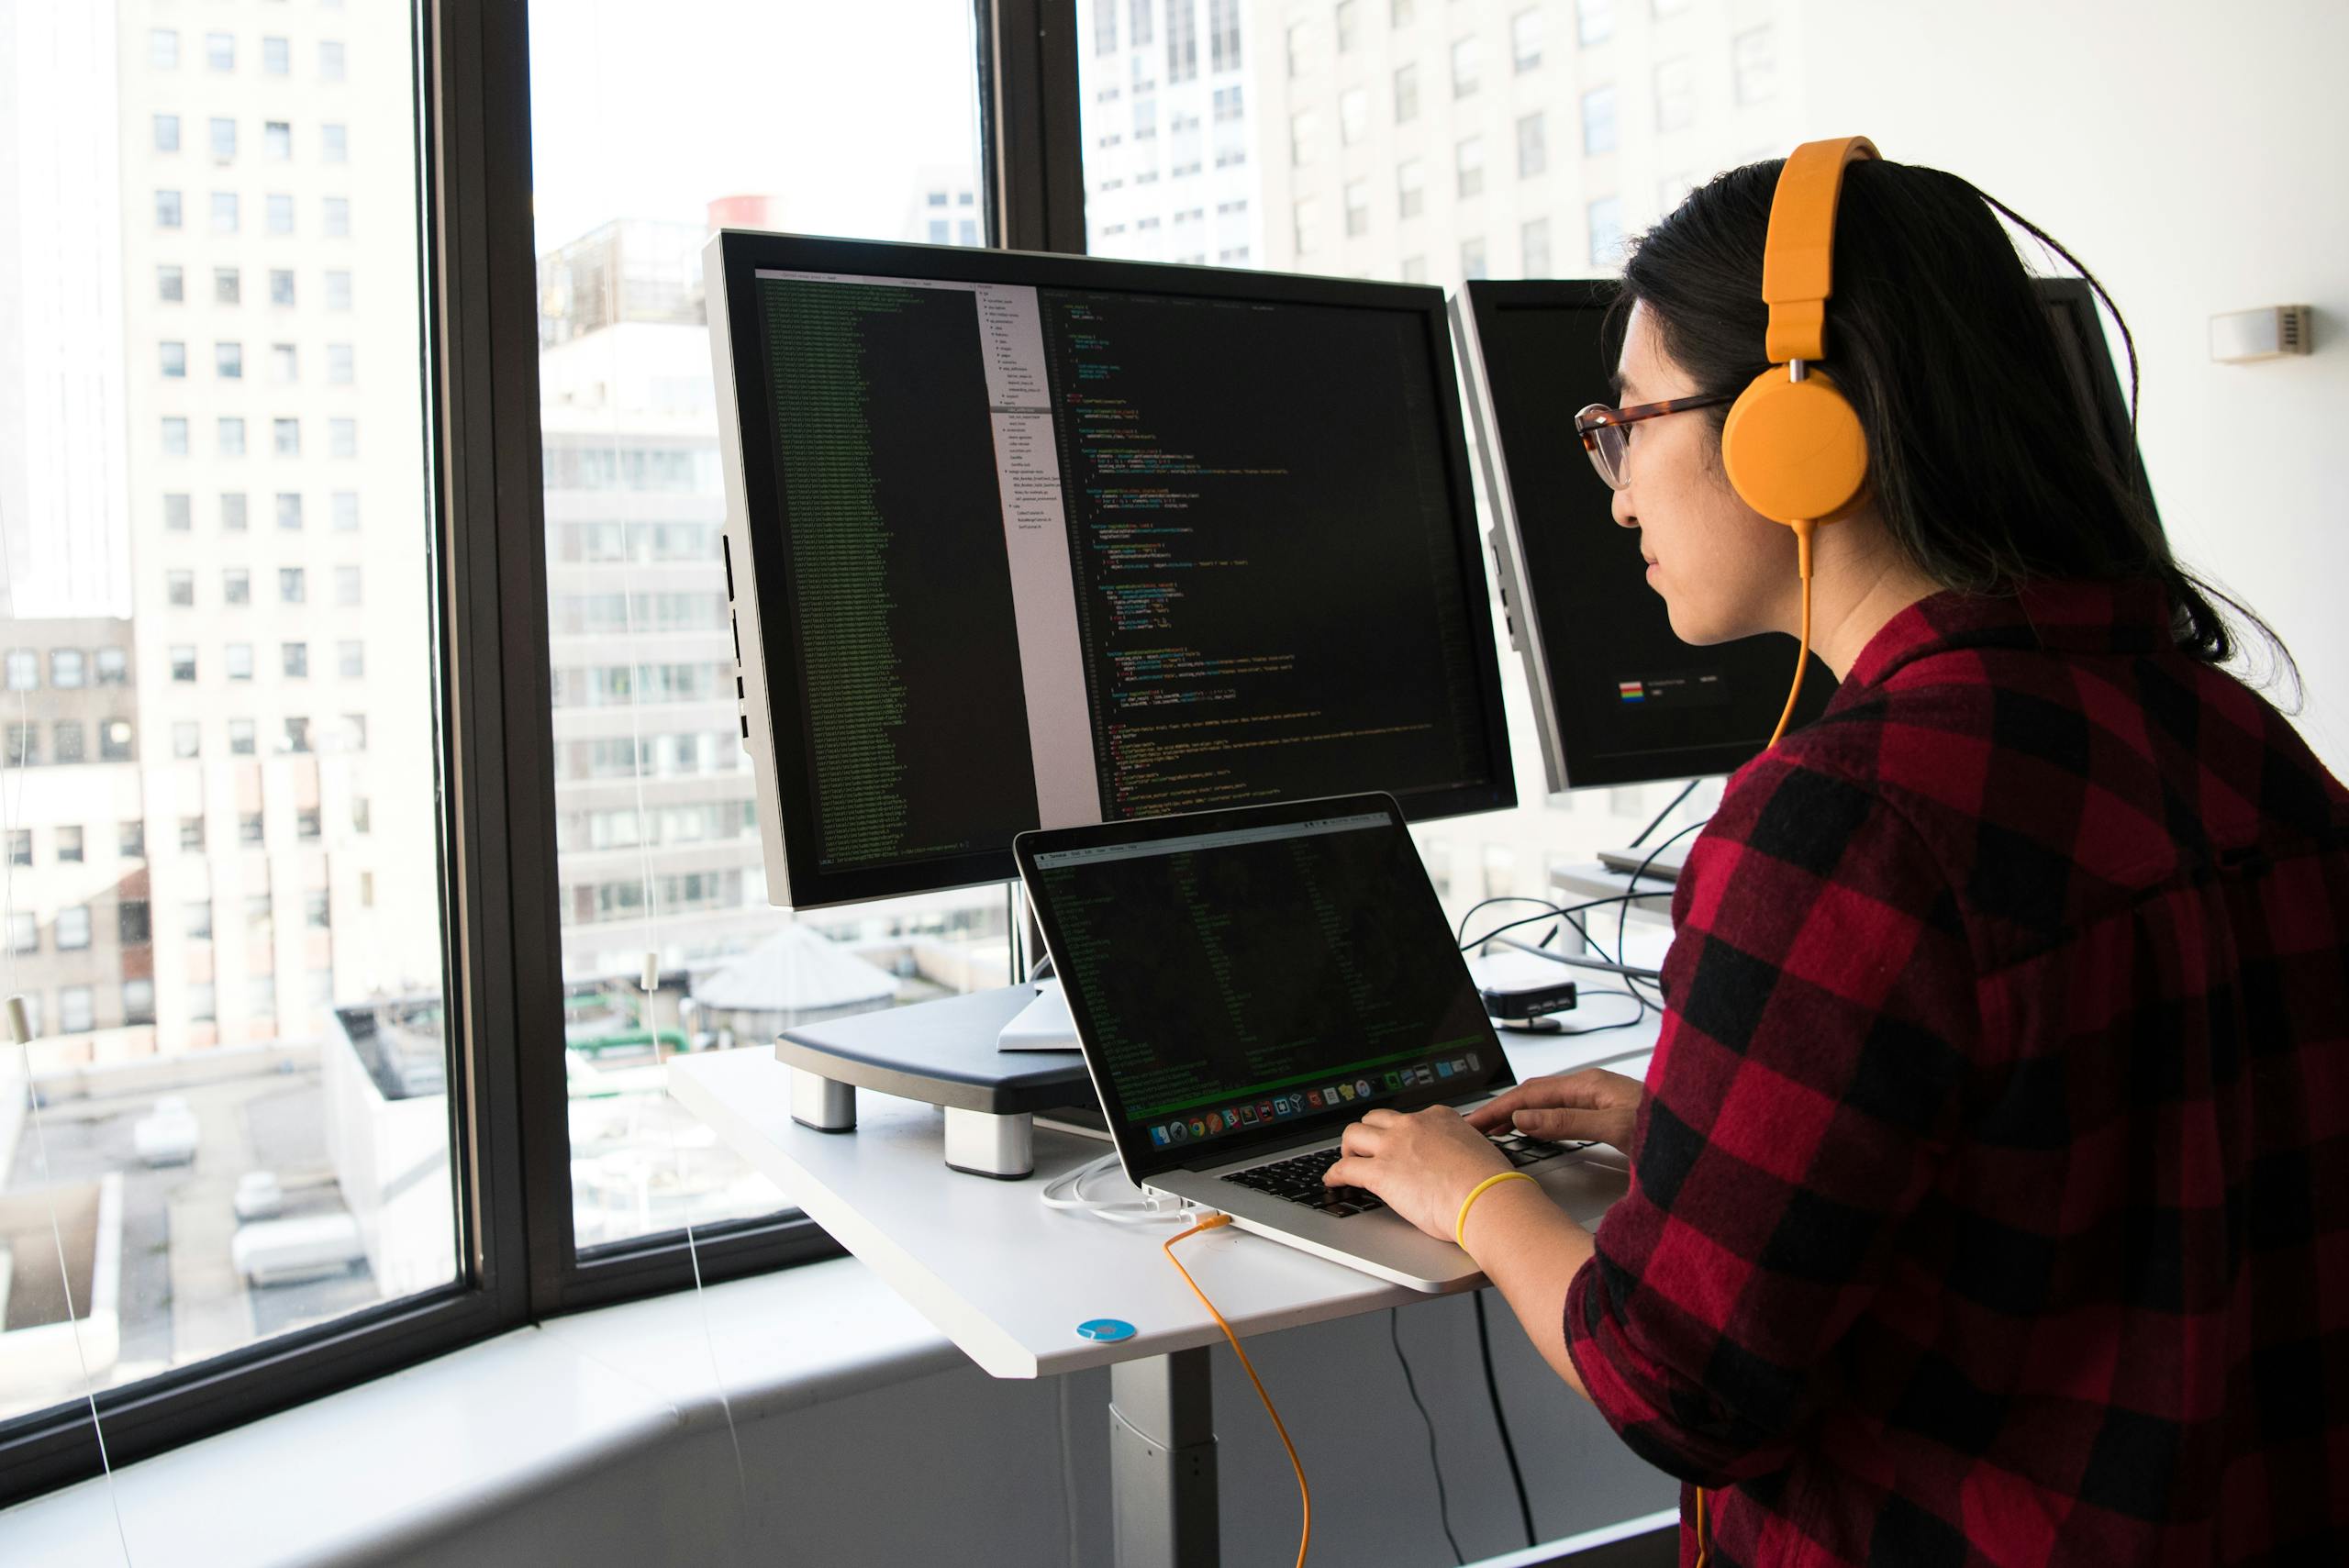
xmin=1036 ymin=1152 xmax=1189 ymax=1225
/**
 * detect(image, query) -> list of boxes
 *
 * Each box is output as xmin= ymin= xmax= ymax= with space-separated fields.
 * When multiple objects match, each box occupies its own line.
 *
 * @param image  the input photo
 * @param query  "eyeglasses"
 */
xmin=1572 ymin=393 xmax=1739 ymax=491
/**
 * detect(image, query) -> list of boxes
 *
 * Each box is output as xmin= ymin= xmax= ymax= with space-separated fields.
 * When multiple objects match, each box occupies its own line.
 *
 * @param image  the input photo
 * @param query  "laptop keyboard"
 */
xmin=1219 ymin=1130 xmax=1594 ymax=1218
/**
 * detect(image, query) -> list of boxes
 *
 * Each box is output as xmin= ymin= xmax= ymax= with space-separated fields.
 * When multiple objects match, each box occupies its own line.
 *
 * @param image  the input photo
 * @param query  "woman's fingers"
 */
xmin=1323 ymin=1154 xmax=1371 ymax=1188
xmin=1340 ymin=1119 xmax=1386 ymax=1155
xmin=1504 ymin=1106 xmax=1615 ymax=1141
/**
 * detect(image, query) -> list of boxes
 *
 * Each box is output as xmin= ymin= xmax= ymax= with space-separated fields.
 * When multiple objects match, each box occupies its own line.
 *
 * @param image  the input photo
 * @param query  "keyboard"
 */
xmin=1219 ymin=1130 xmax=1594 ymax=1218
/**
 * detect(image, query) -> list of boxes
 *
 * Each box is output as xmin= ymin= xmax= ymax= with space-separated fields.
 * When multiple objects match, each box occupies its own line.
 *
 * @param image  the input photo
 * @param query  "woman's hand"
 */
xmin=1324 ymin=1106 xmax=1513 ymax=1243
xmin=1465 ymin=1068 xmax=1645 ymax=1154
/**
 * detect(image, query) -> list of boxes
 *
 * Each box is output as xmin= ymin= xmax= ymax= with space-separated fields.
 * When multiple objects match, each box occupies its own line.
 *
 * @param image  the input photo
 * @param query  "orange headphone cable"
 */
xmin=1163 ymin=1214 xmax=1311 ymax=1568
xmin=1765 ymin=517 xmax=1817 ymax=750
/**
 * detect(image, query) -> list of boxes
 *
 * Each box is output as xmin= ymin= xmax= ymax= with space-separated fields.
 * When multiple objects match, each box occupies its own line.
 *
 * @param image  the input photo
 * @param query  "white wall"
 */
xmin=1788 ymin=0 xmax=2349 ymax=774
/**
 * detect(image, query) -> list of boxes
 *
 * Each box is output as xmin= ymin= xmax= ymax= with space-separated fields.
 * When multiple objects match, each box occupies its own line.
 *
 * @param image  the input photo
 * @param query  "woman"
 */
xmin=1324 ymin=151 xmax=2349 ymax=1564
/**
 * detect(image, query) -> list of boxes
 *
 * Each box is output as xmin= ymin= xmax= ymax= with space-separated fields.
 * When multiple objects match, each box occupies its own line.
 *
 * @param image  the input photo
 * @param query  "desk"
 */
xmin=668 ymin=1012 xmax=1660 ymax=1568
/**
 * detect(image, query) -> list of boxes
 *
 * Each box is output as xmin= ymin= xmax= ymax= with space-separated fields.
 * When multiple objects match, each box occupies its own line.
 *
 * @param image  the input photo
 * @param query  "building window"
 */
xmin=1343 ymin=180 xmax=1371 ymax=239
xmin=299 ymin=805 xmax=325 ymax=840
xmin=172 ymin=720 xmax=200 ymax=758
xmin=322 ymin=124 xmax=348 ymax=162
xmin=218 ymin=416 xmax=246 ymax=457
xmin=228 ymin=719 xmax=256 ymax=756
xmin=163 ymin=493 xmax=193 ymax=531
xmin=1518 ymin=113 xmax=1547 ymax=178
xmin=1521 ymin=217 xmax=1553 ymax=276
xmin=1394 ymin=62 xmax=1419 ymax=123
xmin=59 ymin=987 xmax=95 ymax=1035
xmin=188 ymin=983 xmax=216 ymax=1023
xmin=1733 ymin=26 xmax=1776 ymax=105
xmin=99 ymin=720 xmax=133 ymax=763
xmin=157 ymin=190 xmax=184 ymax=229
xmin=1577 ymin=0 xmax=1614 ymax=45
xmin=95 ymin=649 xmax=128 ymax=685
xmin=210 ymin=117 xmax=237 ymax=161
xmin=1397 ymin=158 xmax=1425 ymax=219
xmin=184 ymin=897 xmax=212 ymax=937
xmin=50 ymin=650 xmax=84 ymax=688
xmin=154 ymin=114 xmax=182 ymax=153
xmin=1335 ymin=0 xmax=1359 ymax=53
xmin=1400 ymin=254 xmax=1426 ymax=283
xmin=1292 ymin=196 xmax=1322 ymax=255
xmin=124 ymin=981 xmax=157 ymax=1028
xmin=227 ymin=642 xmax=254 ymax=680
xmin=338 ymin=641 xmax=365 ymax=679
xmin=217 ymin=341 xmax=243 ymax=379
xmin=6 ymin=828 xmax=28 ymax=862
xmin=306 ymin=891 xmax=331 ymax=930
xmin=1286 ymin=19 xmax=1309 ymax=78
xmin=352 ymin=798 xmax=373 ymax=836
xmin=1451 ymin=35 xmax=1479 ymax=98
xmin=280 ymin=567 xmax=306 ymax=604
xmin=57 ymin=907 xmax=92 ymax=951
xmin=58 ymin=826 xmax=85 ymax=863
xmin=282 ymin=642 xmax=309 ymax=679
xmin=161 ymin=341 xmax=188 ymax=379
xmin=1512 ymin=8 xmax=1543 ymax=72
xmin=7 ymin=913 xmax=32 ymax=955
xmin=206 ymin=31 xmax=234 ymax=72
xmin=4 ymin=651 xmax=33 ymax=691
xmin=1455 ymin=137 xmax=1485 ymax=199
xmin=1589 ymin=195 xmax=1626 ymax=264
xmin=271 ymin=269 xmax=296 ymax=306
xmin=216 ymin=266 xmax=240 ymax=305
xmin=1654 ymin=57 xmax=1695 ymax=131
xmin=150 ymin=28 xmax=179 ymax=69
xmin=266 ymin=120 xmax=292 ymax=160
xmin=335 ymin=565 xmax=362 ymax=606
xmin=329 ymin=418 xmax=357 ymax=458
xmin=267 ymin=194 xmax=295 ymax=235
xmin=224 ymin=568 xmax=251 ymax=606
xmin=167 ymin=570 xmax=195 ymax=607
xmin=1094 ymin=0 xmax=1117 ymax=53
xmin=120 ymin=821 xmax=145 ymax=860
xmin=1208 ymin=0 xmax=1241 ymax=72
xmin=221 ymin=492 xmax=249 ymax=531
xmin=326 ymin=271 xmax=352 ymax=310
xmin=328 ymin=344 xmax=354 ymax=384
xmin=264 ymin=36 xmax=291 ymax=75
xmin=322 ymin=195 xmax=350 ymax=239
xmin=276 ymin=493 xmax=304 ymax=530
xmin=211 ymin=191 xmax=239 ymax=233
xmin=1392 ymin=0 xmax=1415 ymax=22
xmin=1583 ymin=85 xmax=1619 ymax=155
xmin=1462 ymin=237 xmax=1488 ymax=281
xmin=240 ymin=812 xmax=265 ymax=846
xmin=319 ymin=40 xmax=347 ymax=81
xmin=162 ymin=417 xmax=189 ymax=457
xmin=53 ymin=724 xmax=85 ymax=764
xmin=1289 ymin=108 xmax=1319 ymax=168
xmin=273 ymin=417 xmax=301 ymax=457
xmin=272 ymin=343 xmax=299 ymax=383
xmin=160 ymin=264 xmax=185 ymax=303
xmin=1339 ymin=87 xmax=1368 ymax=147
xmin=332 ymin=492 xmax=360 ymax=531
xmin=284 ymin=717 xmax=312 ymax=754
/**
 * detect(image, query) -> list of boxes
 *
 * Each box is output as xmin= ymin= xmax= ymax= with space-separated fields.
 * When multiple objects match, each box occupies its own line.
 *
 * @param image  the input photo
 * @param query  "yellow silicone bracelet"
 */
xmin=1455 ymin=1170 xmax=1539 ymax=1249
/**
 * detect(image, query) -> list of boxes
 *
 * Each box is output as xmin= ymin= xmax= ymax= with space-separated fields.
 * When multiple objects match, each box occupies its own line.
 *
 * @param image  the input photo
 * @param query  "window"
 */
xmin=1655 ymin=56 xmax=1695 ymax=131
xmin=211 ymin=191 xmax=239 ymax=233
xmin=167 ymin=570 xmax=195 ymax=607
xmin=163 ymin=493 xmax=194 ymax=531
xmin=274 ymin=417 xmax=301 ymax=457
xmin=267 ymin=194 xmax=295 ymax=235
xmin=226 ymin=642 xmax=254 ymax=681
xmin=59 ymin=988 xmax=94 ymax=1035
xmin=249 ymin=976 xmax=278 ymax=1018
xmin=1289 ymin=109 xmax=1319 ymax=168
xmin=4 ymin=650 xmax=34 ymax=690
xmin=99 ymin=721 xmax=133 ymax=763
xmin=1455 ymin=137 xmax=1485 ymax=199
xmin=324 ymin=197 xmax=351 ymax=239
xmin=1208 ymin=0 xmax=1241 ymax=72
xmin=319 ymin=40 xmax=347 ymax=81
xmin=283 ymin=717 xmax=312 ymax=754
xmin=1450 ymin=36 xmax=1482 ymax=99
xmin=1394 ymin=62 xmax=1419 ymax=123
xmin=1522 ymin=216 xmax=1553 ymax=276
xmin=333 ymin=492 xmax=360 ymax=531
xmin=58 ymin=827 xmax=84 ymax=863
xmin=172 ymin=720 xmax=200 ymax=758
xmin=306 ymin=890 xmax=331 ymax=930
xmin=184 ymin=897 xmax=211 ymax=938
xmin=217 ymin=341 xmax=244 ymax=379
xmin=161 ymin=417 xmax=189 ymax=457
xmin=95 ymin=649 xmax=128 ymax=685
xmin=330 ymin=418 xmax=358 ymax=458
xmin=1292 ymin=196 xmax=1323 ymax=255
xmin=150 ymin=28 xmax=179 ymax=70
xmin=270 ymin=269 xmax=296 ymax=306
xmin=1397 ymin=158 xmax=1425 ymax=219
xmin=300 ymin=805 xmax=326 ymax=840
xmin=328 ymin=344 xmax=354 ymax=384
xmin=161 ymin=341 xmax=188 ymax=379
xmin=1578 ymin=0 xmax=1614 ymax=45
xmin=276 ymin=493 xmax=304 ymax=530
xmin=206 ymin=31 xmax=234 ymax=72
xmin=154 ymin=114 xmax=181 ymax=153
xmin=1165 ymin=0 xmax=1197 ymax=81
xmin=6 ymin=828 xmax=28 ymax=863
xmin=1589 ymin=194 xmax=1626 ymax=264
xmin=1518 ymin=113 xmax=1547 ymax=178
xmin=51 ymin=650 xmax=84 ymax=689
xmin=221 ymin=492 xmax=249 ymax=531
xmin=282 ymin=642 xmax=309 ymax=679
xmin=124 ymin=981 xmax=157 ymax=1029
xmin=352 ymin=797 xmax=372 ymax=835
xmin=1344 ymin=180 xmax=1371 ymax=239
xmin=216 ymin=266 xmax=240 ymax=305
xmin=228 ymin=719 xmax=256 ymax=756
xmin=156 ymin=190 xmax=183 ymax=229
xmin=211 ymin=117 xmax=237 ymax=161
xmin=7 ymin=913 xmax=32 ymax=955
xmin=187 ymin=983 xmax=216 ymax=1023
xmin=1733 ymin=25 xmax=1776 ymax=105
xmin=120 ymin=821 xmax=145 ymax=860
xmin=1462 ymin=236 xmax=1488 ymax=280
xmin=240 ymin=813 xmax=266 ymax=847
xmin=326 ymin=271 xmax=352 ymax=310
xmin=339 ymin=641 xmax=365 ymax=679
xmin=280 ymin=567 xmax=306 ymax=604
xmin=160 ymin=264 xmax=185 ymax=303
xmin=1513 ymin=8 xmax=1543 ymax=72
xmin=1392 ymin=0 xmax=1415 ymax=23
xmin=54 ymin=722 xmax=85 ymax=764
xmin=1583 ymin=85 xmax=1619 ymax=155
xmin=1286 ymin=19 xmax=1309 ymax=77
xmin=57 ymin=907 xmax=92 ymax=951
xmin=263 ymin=36 xmax=291 ymax=76
xmin=336 ymin=565 xmax=362 ymax=606
xmin=265 ymin=120 xmax=292 ymax=160
xmin=1335 ymin=0 xmax=1360 ymax=53
xmin=321 ymin=123 xmax=348 ymax=162
xmin=218 ymin=416 xmax=246 ymax=457
xmin=1339 ymin=87 xmax=1368 ymax=148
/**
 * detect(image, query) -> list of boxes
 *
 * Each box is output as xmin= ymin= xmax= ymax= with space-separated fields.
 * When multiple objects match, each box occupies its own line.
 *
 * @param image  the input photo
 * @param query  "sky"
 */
xmin=527 ymin=0 xmax=985 ymax=256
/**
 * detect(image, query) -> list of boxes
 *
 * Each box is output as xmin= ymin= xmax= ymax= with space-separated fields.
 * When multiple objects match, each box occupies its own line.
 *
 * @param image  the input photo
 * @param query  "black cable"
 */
xmin=1455 ymin=893 xmax=1595 ymax=959
xmin=1390 ymin=1307 xmax=1466 ymax=1566
xmin=1627 ymin=778 xmax=1701 ymax=851
xmin=1474 ymin=1291 xmax=1538 ymax=1549
xmin=1616 ymin=817 xmax=1709 ymax=972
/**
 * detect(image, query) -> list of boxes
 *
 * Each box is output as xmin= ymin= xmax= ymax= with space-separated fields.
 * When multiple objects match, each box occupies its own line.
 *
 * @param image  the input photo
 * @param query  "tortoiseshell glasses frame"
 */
xmin=1572 ymin=392 xmax=1741 ymax=490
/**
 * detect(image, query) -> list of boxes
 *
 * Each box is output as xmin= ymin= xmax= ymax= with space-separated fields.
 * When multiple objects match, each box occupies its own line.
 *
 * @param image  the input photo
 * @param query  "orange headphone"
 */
xmin=1720 ymin=135 xmax=1878 ymax=748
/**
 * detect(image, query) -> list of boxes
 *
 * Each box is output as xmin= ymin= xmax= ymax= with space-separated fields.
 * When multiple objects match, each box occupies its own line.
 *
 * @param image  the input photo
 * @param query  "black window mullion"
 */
xmin=979 ymin=0 xmax=1086 ymax=254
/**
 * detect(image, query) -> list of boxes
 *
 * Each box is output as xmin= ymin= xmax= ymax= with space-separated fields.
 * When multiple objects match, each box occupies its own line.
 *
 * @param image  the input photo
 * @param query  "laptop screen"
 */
xmin=1018 ymin=795 xmax=1512 ymax=1180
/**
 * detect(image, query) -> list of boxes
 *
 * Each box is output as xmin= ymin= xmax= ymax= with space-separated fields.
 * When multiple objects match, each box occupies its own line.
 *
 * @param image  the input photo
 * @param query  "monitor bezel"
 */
xmin=709 ymin=230 xmax=1518 ymax=910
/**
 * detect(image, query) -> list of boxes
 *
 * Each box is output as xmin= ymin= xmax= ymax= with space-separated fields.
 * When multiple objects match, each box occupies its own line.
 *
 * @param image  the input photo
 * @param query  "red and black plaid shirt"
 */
xmin=1563 ymin=578 xmax=2349 ymax=1565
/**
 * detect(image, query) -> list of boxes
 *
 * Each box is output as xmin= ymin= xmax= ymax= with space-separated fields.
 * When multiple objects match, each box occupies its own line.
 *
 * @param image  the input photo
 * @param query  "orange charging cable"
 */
xmin=1765 ymin=517 xmax=1817 ymax=750
xmin=1163 ymin=1214 xmax=1310 ymax=1568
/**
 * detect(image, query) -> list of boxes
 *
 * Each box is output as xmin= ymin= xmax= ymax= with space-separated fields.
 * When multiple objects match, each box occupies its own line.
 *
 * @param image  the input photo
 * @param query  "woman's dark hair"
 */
xmin=1616 ymin=157 xmax=2296 ymax=693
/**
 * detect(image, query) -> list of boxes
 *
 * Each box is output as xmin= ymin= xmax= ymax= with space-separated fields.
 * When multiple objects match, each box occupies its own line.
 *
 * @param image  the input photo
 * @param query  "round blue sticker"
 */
xmin=1075 ymin=1318 xmax=1136 ymax=1343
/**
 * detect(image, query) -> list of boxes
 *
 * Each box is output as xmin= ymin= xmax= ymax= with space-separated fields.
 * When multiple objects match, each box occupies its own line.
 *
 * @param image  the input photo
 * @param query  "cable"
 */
xmin=1616 ymin=817 xmax=1709 ymax=977
xmin=1037 ymin=1151 xmax=1188 ymax=1226
xmin=1627 ymin=778 xmax=1701 ymax=851
xmin=1389 ymin=1307 xmax=1465 ymax=1565
xmin=1765 ymin=517 xmax=1817 ymax=751
xmin=1474 ymin=1291 xmax=1537 ymax=1550
xmin=1163 ymin=1215 xmax=1309 ymax=1568
xmin=1454 ymin=894 xmax=1596 ymax=959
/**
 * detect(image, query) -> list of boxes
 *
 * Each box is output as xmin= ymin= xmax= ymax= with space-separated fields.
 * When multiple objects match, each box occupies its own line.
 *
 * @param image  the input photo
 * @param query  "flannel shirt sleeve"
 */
xmin=1564 ymin=751 xmax=1976 ymax=1487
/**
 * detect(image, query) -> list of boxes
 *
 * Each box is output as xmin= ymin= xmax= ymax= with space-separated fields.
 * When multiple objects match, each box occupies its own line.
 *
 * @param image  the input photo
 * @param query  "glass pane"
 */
xmin=0 ymin=4 xmax=455 ymax=1425
xmin=527 ymin=0 xmax=990 ymax=1251
xmin=1077 ymin=3 xmax=1793 ymax=932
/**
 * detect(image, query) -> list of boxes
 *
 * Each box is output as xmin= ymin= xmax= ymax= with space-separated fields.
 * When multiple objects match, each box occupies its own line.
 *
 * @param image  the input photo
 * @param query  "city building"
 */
xmin=1079 ymin=0 xmax=1266 ymax=266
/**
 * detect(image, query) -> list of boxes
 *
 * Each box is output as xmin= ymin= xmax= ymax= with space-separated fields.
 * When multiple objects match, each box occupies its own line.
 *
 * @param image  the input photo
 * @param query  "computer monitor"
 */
xmin=707 ymin=234 xmax=1515 ymax=909
xmin=1452 ymin=275 xmax=2157 ymax=793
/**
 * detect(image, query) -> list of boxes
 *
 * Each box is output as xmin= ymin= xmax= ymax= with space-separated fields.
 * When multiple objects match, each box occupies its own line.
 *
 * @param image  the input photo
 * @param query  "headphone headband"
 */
xmin=1761 ymin=136 xmax=1878 ymax=364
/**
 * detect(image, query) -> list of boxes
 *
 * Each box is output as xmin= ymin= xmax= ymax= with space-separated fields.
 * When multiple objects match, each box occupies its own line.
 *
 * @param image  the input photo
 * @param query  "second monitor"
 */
xmin=707 ymin=235 xmax=1515 ymax=909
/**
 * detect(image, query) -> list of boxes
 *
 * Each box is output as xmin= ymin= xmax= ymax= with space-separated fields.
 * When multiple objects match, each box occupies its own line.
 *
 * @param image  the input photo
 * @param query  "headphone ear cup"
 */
xmin=1720 ymin=367 xmax=1870 ymax=526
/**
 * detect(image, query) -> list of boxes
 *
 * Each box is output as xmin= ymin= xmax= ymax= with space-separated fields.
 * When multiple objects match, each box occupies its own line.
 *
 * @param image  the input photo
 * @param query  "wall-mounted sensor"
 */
xmin=2210 ymin=305 xmax=2313 ymax=362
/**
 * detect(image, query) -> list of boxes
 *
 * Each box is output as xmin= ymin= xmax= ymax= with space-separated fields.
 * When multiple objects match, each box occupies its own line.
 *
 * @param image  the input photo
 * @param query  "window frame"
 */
xmin=0 ymin=0 xmax=1032 ymax=1508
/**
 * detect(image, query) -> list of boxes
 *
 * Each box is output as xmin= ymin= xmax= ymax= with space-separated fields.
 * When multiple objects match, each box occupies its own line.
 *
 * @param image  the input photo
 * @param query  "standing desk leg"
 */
xmin=1109 ymin=1349 xmax=1219 ymax=1568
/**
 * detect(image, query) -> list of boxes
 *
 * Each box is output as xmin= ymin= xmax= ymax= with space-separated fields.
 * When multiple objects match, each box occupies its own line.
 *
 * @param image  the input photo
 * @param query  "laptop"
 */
xmin=1014 ymin=793 xmax=1630 ymax=1293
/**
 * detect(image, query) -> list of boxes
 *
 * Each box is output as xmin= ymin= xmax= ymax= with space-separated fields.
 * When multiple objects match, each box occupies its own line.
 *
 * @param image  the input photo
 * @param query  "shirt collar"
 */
xmin=1840 ymin=576 xmax=2178 ymax=693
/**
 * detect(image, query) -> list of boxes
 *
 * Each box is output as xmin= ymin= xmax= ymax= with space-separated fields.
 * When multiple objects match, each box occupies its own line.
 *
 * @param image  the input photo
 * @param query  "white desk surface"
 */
xmin=668 ymin=1002 xmax=1659 ymax=1383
